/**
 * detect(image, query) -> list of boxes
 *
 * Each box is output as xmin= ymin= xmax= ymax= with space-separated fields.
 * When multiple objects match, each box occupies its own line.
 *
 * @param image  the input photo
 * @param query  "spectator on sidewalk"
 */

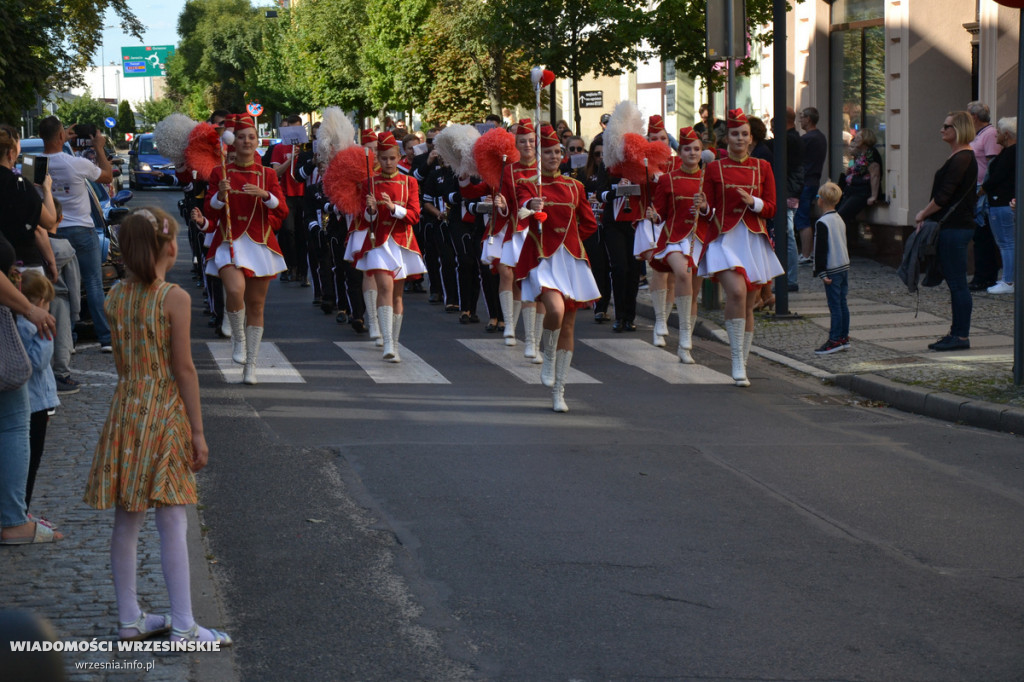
xmin=915 ymin=111 xmax=977 ymax=352
xmin=983 ymin=117 xmax=1016 ymax=295
xmin=38 ymin=115 xmax=114 ymax=352
xmin=812 ymin=183 xmax=851 ymax=355
xmin=837 ymin=128 xmax=882 ymax=247
xmin=46 ymin=199 xmax=81 ymax=394
xmin=767 ymin=107 xmax=804 ymax=292
xmin=967 ymin=101 xmax=1002 ymax=291
xmin=796 ymin=107 xmax=828 ymax=264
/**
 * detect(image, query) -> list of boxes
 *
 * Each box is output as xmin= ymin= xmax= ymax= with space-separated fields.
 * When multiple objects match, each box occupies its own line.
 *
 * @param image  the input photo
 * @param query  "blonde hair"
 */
xmin=818 ymin=181 xmax=843 ymax=207
xmin=0 ymin=124 xmax=19 ymax=160
xmin=947 ymin=111 xmax=976 ymax=146
xmin=20 ymin=270 xmax=55 ymax=305
xmin=119 ymin=207 xmax=179 ymax=284
xmin=857 ymin=128 xmax=877 ymax=148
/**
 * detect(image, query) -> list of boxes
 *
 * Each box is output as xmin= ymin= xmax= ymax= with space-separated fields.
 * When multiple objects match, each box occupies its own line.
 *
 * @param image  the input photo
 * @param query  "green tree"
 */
xmin=0 ymin=0 xmax=142 ymax=124
xmin=116 ymin=100 xmax=135 ymax=145
xmin=56 ymin=93 xmax=116 ymax=130
xmin=359 ymin=0 xmax=435 ymax=117
xmin=135 ymin=99 xmax=181 ymax=130
xmin=290 ymin=0 xmax=368 ymax=112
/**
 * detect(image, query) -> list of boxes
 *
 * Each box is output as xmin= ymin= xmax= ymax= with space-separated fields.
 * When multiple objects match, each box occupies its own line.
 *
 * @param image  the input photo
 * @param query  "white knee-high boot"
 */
xmin=522 ymin=306 xmax=537 ymax=358
xmin=552 ymin=349 xmax=572 ymax=412
xmin=652 ymin=288 xmax=668 ymax=345
xmin=365 ymin=290 xmax=381 ymax=345
xmin=725 ymin=318 xmax=750 ymax=387
xmin=531 ymin=312 xmax=544 ymax=364
xmin=675 ymin=295 xmax=694 ymax=363
xmin=540 ymin=328 xmax=560 ymax=387
xmin=743 ymin=330 xmax=753 ymax=365
xmin=379 ymin=306 xmax=395 ymax=360
xmin=390 ymin=313 xmax=403 ymax=363
xmin=499 ymin=290 xmax=516 ymax=346
xmin=242 ymin=326 xmax=263 ymax=385
xmin=227 ymin=309 xmax=246 ymax=364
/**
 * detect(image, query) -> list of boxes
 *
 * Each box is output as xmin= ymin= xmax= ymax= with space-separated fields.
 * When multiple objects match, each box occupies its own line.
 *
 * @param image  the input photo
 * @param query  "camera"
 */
xmin=73 ymin=123 xmax=98 ymax=148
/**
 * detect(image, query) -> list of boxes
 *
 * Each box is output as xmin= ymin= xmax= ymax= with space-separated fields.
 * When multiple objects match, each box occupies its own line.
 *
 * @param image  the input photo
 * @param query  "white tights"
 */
xmin=111 ymin=505 xmax=194 ymax=632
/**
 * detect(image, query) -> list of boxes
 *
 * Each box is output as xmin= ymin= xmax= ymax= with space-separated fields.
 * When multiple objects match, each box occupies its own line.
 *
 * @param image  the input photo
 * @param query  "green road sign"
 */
xmin=120 ymin=45 xmax=176 ymax=78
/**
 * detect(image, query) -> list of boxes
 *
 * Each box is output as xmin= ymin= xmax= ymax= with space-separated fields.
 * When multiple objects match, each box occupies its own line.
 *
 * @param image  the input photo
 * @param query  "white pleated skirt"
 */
xmin=654 ymin=237 xmax=705 ymax=271
xmin=499 ymin=229 xmax=526 ymax=267
xmin=205 ymin=234 xmax=287 ymax=278
xmin=520 ymin=246 xmax=601 ymax=304
xmin=343 ymin=229 xmax=367 ymax=263
xmin=698 ymin=225 xmax=784 ymax=285
xmin=632 ymin=219 xmax=664 ymax=259
xmin=481 ymin=226 xmax=507 ymax=266
xmin=356 ymin=237 xmax=427 ymax=279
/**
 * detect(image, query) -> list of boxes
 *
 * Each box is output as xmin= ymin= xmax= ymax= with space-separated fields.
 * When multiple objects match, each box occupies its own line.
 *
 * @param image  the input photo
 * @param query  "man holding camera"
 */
xmin=39 ymin=115 xmax=113 ymax=352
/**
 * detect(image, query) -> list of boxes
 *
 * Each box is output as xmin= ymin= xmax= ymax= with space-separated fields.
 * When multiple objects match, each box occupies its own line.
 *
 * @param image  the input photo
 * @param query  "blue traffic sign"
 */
xmin=104 ymin=117 xmax=117 ymax=129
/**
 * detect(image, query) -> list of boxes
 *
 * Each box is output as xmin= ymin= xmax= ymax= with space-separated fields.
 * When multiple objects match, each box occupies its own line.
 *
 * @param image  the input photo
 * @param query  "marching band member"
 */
xmin=345 ymin=129 xmax=383 ymax=344
xmin=204 ymin=114 xmax=289 ymax=384
xmin=699 ymin=109 xmax=784 ymax=386
xmin=355 ymin=131 xmax=426 ymax=363
xmin=515 ymin=125 xmax=600 ymax=412
xmin=646 ymin=127 xmax=712 ymax=364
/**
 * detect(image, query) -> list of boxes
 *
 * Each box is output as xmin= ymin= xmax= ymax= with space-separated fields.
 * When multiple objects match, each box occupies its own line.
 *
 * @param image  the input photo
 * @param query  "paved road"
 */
xmin=55 ymin=189 xmax=1022 ymax=681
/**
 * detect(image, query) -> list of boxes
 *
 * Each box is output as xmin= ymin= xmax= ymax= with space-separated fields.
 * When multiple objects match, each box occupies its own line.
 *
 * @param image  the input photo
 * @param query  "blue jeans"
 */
xmin=794 ymin=185 xmax=817 ymax=232
xmin=937 ymin=228 xmax=973 ymax=338
xmin=786 ymin=207 xmax=798 ymax=286
xmin=988 ymin=205 xmax=1015 ymax=284
xmin=824 ymin=270 xmax=849 ymax=340
xmin=0 ymin=385 xmax=31 ymax=528
xmin=57 ymin=225 xmax=110 ymax=345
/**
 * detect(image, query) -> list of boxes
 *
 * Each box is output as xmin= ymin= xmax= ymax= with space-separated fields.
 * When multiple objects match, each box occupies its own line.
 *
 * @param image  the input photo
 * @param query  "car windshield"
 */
xmin=20 ymin=139 xmax=44 ymax=156
xmin=138 ymin=138 xmax=158 ymax=155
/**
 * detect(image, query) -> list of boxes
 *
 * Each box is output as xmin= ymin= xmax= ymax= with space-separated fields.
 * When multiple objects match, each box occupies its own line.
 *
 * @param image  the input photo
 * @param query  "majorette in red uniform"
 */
xmin=344 ymin=128 xmax=384 ymax=346
xmin=646 ymin=127 xmax=715 ymax=364
xmin=355 ymin=130 xmax=425 ymax=363
xmin=698 ymin=108 xmax=785 ymax=387
xmin=203 ymin=113 xmax=289 ymax=384
xmin=515 ymin=124 xmax=600 ymax=413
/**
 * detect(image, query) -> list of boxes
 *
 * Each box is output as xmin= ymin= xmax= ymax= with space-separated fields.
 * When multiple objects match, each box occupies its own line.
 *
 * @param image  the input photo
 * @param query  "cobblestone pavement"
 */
xmin=637 ymin=255 xmax=1023 ymax=410
xmin=0 ymin=341 xmax=234 ymax=681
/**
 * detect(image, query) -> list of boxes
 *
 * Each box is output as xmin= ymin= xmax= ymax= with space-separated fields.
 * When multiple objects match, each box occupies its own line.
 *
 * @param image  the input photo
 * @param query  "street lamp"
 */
xmin=99 ymin=24 xmax=116 ymax=103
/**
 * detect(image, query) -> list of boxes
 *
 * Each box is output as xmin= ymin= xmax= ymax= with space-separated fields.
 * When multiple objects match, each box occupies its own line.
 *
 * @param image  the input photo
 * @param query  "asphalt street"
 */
xmin=139 ymin=189 xmax=1024 ymax=681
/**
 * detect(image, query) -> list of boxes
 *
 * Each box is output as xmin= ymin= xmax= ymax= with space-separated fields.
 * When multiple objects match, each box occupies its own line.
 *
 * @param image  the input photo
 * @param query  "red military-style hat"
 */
xmin=228 ymin=114 xmax=256 ymax=133
xmin=538 ymin=124 xmax=560 ymax=149
xmin=726 ymin=109 xmax=748 ymax=128
xmin=360 ymin=128 xmax=377 ymax=145
xmin=514 ymin=118 xmax=535 ymax=136
xmin=648 ymin=115 xmax=666 ymax=135
xmin=678 ymin=126 xmax=701 ymax=145
xmin=376 ymin=130 xmax=398 ymax=152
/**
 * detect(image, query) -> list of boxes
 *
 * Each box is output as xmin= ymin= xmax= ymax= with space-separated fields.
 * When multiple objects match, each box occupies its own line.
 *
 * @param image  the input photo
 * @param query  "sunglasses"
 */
xmin=941 ymin=124 xmax=954 ymax=130
xmin=569 ymin=146 xmax=584 ymax=152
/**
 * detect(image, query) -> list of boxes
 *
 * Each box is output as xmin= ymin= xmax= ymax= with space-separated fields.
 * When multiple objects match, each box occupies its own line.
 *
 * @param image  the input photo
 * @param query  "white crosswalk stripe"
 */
xmin=336 ymin=342 xmax=450 ymax=384
xmin=458 ymin=339 xmax=601 ymax=385
xmin=205 ymin=341 xmax=305 ymax=383
xmin=580 ymin=338 xmax=733 ymax=384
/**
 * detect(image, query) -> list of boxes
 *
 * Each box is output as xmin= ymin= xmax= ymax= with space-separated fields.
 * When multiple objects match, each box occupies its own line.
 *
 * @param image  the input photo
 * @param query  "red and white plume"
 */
xmin=612 ymin=134 xmax=672 ymax=184
xmin=323 ymin=146 xmax=376 ymax=215
xmin=530 ymin=67 xmax=556 ymax=88
xmin=473 ymin=127 xmax=520 ymax=188
xmin=153 ymin=113 xmax=197 ymax=167
xmin=602 ymin=100 xmax=645 ymax=171
xmin=434 ymin=124 xmax=481 ymax=177
xmin=183 ymin=122 xmax=224 ymax=181
xmin=316 ymin=106 xmax=355 ymax=166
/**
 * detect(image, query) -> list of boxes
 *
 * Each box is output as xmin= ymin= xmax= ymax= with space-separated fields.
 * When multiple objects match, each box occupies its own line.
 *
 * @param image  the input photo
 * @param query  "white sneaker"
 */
xmin=987 ymin=281 xmax=1014 ymax=294
xmin=798 ymin=255 xmax=813 ymax=266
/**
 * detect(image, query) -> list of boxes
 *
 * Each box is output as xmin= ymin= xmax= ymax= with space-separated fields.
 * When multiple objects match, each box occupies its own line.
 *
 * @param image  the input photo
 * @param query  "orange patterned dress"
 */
xmin=84 ymin=280 xmax=197 ymax=511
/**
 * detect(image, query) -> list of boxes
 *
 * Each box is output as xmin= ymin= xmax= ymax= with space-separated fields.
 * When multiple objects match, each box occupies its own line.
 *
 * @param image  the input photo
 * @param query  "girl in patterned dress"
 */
xmin=84 ymin=207 xmax=231 ymax=645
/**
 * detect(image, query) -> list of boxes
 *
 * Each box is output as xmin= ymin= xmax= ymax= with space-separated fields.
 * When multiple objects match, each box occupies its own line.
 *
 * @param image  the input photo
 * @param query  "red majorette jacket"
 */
xmin=703 ymin=154 xmax=776 ymax=239
xmin=513 ymin=171 xmax=598 ymax=280
xmin=651 ymin=166 xmax=715 ymax=250
xmin=354 ymin=170 xmax=421 ymax=258
xmin=204 ymin=161 xmax=289 ymax=255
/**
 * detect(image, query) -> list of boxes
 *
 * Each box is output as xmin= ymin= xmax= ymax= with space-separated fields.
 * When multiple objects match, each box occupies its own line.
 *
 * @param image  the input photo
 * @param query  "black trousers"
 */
xmin=837 ymin=184 xmax=872 ymax=246
xmin=424 ymin=220 xmax=459 ymax=306
xmin=286 ymin=196 xmax=307 ymax=279
xmin=604 ymin=221 xmax=640 ymax=322
xmin=27 ymin=410 xmax=48 ymax=508
xmin=450 ymin=220 xmax=483 ymax=314
xmin=306 ymin=225 xmax=325 ymax=300
xmin=584 ymin=229 xmax=611 ymax=314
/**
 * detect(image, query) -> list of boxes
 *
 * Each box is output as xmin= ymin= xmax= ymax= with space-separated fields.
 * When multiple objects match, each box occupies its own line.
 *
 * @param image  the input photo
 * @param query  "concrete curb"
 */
xmin=188 ymin=505 xmax=239 ymax=681
xmin=638 ymin=298 xmax=1023 ymax=436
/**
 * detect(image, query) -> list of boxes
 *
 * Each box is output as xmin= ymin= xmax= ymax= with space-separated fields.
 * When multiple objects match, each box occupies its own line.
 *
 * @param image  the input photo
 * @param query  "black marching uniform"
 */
xmin=419 ymin=161 xmax=460 ymax=310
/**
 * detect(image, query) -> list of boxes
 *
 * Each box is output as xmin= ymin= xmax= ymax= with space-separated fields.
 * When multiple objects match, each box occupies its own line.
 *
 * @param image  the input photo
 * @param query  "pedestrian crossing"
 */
xmin=205 ymin=338 xmax=734 ymax=386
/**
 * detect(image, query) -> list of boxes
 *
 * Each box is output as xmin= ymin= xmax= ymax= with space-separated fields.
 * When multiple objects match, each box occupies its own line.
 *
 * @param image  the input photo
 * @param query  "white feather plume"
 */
xmin=153 ymin=113 xmax=197 ymax=167
xmin=434 ymin=124 xmax=481 ymax=177
xmin=316 ymin=107 xmax=355 ymax=165
xmin=602 ymin=100 xmax=644 ymax=170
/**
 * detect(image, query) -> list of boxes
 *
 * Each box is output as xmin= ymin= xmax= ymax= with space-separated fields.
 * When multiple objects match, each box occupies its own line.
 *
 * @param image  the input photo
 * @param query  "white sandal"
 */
xmin=118 ymin=612 xmax=171 ymax=641
xmin=171 ymin=622 xmax=233 ymax=646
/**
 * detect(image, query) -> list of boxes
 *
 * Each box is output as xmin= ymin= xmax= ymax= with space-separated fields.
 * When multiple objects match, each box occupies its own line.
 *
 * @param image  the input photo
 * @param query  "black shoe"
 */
xmin=321 ymin=302 xmax=336 ymax=315
xmin=815 ymin=338 xmax=845 ymax=355
xmin=594 ymin=311 xmax=609 ymax=323
xmin=428 ymin=293 xmax=441 ymax=304
xmin=485 ymin=322 xmax=499 ymax=332
xmin=622 ymin=320 xmax=637 ymax=332
xmin=612 ymin=319 xmax=624 ymax=332
xmin=927 ymin=335 xmax=953 ymax=350
xmin=788 ymin=283 xmax=799 ymax=292
xmin=469 ymin=313 xmax=480 ymax=323
xmin=459 ymin=313 xmax=471 ymax=324
xmin=445 ymin=304 xmax=459 ymax=313
xmin=311 ymin=298 xmax=321 ymax=306
xmin=336 ymin=311 xmax=349 ymax=325
xmin=350 ymin=318 xmax=366 ymax=333
xmin=969 ymin=280 xmax=995 ymax=291
xmin=412 ymin=281 xmax=426 ymax=293
xmin=300 ymin=280 xmax=311 ymax=288
xmin=931 ymin=336 xmax=970 ymax=352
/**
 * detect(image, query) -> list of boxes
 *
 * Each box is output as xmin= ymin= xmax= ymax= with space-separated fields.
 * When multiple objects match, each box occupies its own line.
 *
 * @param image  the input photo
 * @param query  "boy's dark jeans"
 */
xmin=824 ymin=270 xmax=850 ymax=340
